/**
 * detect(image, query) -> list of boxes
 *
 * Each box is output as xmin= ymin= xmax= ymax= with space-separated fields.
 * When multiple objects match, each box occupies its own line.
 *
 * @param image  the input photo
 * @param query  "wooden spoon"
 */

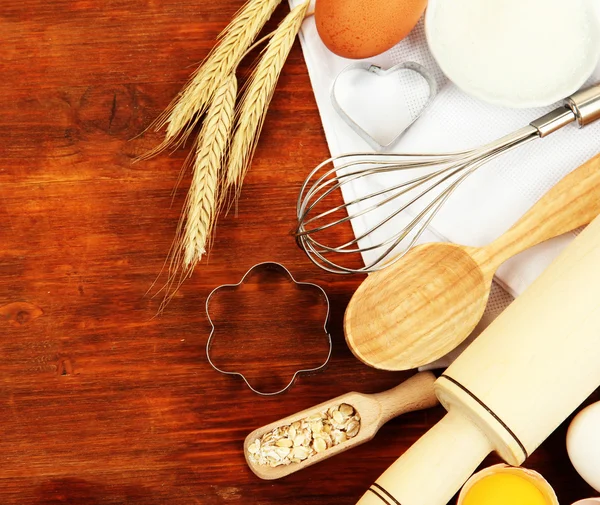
xmin=244 ymin=371 xmax=437 ymax=480
xmin=345 ymin=153 xmax=600 ymax=370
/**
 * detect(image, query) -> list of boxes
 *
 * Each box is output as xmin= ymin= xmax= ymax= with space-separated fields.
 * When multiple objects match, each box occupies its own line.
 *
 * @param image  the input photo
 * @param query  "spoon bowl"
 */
xmin=345 ymin=242 xmax=490 ymax=370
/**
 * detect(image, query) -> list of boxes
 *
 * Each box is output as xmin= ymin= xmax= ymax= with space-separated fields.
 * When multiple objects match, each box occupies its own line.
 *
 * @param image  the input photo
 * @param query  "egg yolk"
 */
xmin=462 ymin=473 xmax=549 ymax=505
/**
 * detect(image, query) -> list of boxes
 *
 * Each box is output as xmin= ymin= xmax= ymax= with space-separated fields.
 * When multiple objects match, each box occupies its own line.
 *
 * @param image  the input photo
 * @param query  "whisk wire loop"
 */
xmin=295 ymin=124 xmax=541 ymax=274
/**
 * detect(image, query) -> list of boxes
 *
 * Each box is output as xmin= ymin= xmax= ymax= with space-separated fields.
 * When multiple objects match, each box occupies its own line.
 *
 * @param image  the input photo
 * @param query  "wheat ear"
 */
xmin=146 ymin=0 xmax=282 ymax=158
xmin=227 ymin=0 xmax=309 ymax=192
xmin=157 ymin=73 xmax=237 ymax=311
xmin=180 ymin=73 xmax=238 ymax=271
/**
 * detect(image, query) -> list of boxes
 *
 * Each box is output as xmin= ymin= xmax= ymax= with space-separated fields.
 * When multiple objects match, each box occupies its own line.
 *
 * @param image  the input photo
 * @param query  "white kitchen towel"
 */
xmin=290 ymin=0 xmax=600 ymax=298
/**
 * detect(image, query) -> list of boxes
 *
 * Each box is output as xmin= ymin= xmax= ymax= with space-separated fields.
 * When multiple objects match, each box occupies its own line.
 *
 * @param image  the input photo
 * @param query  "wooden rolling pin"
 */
xmin=357 ymin=210 xmax=600 ymax=505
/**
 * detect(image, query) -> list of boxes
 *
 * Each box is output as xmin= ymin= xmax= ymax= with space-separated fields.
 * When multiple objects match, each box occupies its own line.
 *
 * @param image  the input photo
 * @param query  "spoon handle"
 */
xmin=481 ymin=153 xmax=600 ymax=268
xmin=372 ymin=371 xmax=438 ymax=426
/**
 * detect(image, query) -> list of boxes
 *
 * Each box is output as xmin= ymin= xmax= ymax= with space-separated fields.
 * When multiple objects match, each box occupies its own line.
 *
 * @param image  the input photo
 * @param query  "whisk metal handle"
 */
xmin=566 ymin=83 xmax=600 ymax=127
xmin=530 ymin=83 xmax=600 ymax=137
xmin=530 ymin=108 xmax=576 ymax=137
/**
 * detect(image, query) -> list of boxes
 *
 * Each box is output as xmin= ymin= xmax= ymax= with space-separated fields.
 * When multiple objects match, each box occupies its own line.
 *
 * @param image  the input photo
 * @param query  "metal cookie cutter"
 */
xmin=205 ymin=262 xmax=332 ymax=396
xmin=331 ymin=61 xmax=438 ymax=152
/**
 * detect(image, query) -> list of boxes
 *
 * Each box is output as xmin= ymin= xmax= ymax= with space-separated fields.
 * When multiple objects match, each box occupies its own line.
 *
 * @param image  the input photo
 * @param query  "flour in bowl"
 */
xmin=426 ymin=0 xmax=600 ymax=107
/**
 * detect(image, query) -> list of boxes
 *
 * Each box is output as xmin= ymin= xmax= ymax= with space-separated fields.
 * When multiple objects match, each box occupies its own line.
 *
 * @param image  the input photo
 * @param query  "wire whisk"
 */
xmin=295 ymin=83 xmax=600 ymax=274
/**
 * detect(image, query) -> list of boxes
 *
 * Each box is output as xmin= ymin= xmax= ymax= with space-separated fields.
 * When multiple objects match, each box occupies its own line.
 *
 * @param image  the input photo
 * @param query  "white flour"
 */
xmin=427 ymin=0 xmax=600 ymax=107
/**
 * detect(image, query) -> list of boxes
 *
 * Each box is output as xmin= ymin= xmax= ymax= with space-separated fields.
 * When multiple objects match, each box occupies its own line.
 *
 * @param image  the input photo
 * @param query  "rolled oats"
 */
xmin=247 ymin=403 xmax=362 ymax=467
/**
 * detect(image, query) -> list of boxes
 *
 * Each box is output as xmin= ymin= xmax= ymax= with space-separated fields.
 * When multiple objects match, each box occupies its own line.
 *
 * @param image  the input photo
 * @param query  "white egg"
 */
xmin=567 ymin=401 xmax=600 ymax=493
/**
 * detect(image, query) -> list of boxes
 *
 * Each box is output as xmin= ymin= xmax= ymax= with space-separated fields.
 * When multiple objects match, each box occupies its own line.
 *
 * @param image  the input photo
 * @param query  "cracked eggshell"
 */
xmin=567 ymin=402 xmax=600 ymax=493
xmin=315 ymin=0 xmax=428 ymax=59
xmin=457 ymin=464 xmax=558 ymax=505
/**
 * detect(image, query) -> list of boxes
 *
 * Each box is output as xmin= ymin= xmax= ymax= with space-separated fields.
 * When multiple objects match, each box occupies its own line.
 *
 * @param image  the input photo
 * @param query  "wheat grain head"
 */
xmin=156 ymin=72 xmax=238 ymax=312
xmin=226 ymin=0 xmax=309 ymax=194
xmin=183 ymin=72 xmax=238 ymax=268
xmin=145 ymin=0 xmax=282 ymax=159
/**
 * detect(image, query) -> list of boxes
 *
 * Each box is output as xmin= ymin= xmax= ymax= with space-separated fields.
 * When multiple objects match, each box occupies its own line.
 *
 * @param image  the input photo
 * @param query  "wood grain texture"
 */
xmin=0 ymin=1 xmax=598 ymax=504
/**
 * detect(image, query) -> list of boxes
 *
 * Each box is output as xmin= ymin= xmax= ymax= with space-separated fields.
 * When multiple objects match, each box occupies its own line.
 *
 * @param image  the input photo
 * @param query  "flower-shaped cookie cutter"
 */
xmin=205 ymin=262 xmax=332 ymax=396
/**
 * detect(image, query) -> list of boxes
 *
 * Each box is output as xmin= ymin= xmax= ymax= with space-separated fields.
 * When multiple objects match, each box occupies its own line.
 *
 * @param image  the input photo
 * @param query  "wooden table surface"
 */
xmin=1 ymin=1 xmax=598 ymax=503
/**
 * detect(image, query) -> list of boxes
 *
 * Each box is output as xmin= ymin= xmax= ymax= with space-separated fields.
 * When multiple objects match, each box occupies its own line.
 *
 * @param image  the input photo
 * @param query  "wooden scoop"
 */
xmin=345 ymin=153 xmax=600 ymax=371
xmin=244 ymin=371 xmax=437 ymax=480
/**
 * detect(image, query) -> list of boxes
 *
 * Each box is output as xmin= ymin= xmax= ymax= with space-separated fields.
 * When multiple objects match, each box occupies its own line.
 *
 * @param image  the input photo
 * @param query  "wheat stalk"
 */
xmin=146 ymin=0 xmax=282 ymax=158
xmin=227 ymin=0 xmax=310 ymax=192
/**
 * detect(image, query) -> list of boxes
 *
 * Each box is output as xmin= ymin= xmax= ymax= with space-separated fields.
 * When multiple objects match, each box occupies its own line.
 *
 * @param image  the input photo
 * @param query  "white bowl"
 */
xmin=425 ymin=0 xmax=600 ymax=108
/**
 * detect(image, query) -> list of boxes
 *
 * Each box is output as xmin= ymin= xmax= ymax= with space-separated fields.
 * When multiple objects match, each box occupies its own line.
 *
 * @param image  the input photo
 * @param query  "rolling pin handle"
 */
xmin=371 ymin=372 xmax=439 ymax=427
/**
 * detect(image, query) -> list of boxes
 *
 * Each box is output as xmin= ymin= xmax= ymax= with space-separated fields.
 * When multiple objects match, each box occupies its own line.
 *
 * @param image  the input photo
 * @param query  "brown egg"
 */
xmin=315 ymin=0 xmax=428 ymax=59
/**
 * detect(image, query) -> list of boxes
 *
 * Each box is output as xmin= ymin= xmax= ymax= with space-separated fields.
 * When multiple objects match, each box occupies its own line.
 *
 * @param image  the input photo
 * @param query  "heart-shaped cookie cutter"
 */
xmin=331 ymin=62 xmax=438 ymax=152
xmin=205 ymin=262 xmax=332 ymax=396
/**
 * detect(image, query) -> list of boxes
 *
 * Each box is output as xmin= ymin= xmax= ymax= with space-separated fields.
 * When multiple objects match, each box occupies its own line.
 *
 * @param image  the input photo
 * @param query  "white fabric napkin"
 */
xmin=290 ymin=0 xmax=600 ymax=298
